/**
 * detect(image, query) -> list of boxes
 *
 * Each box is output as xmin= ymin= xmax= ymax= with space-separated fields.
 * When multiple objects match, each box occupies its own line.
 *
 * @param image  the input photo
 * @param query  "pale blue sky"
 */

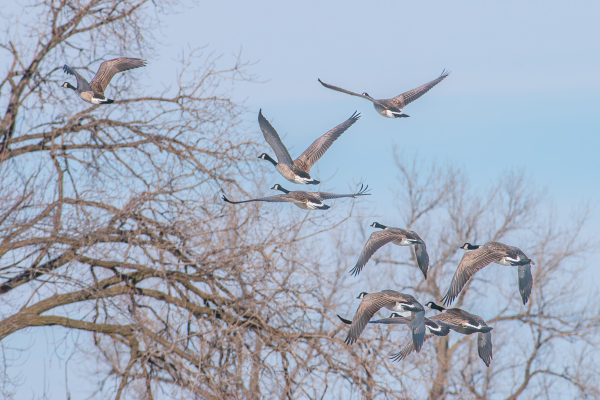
xmin=151 ymin=0 xmax=599 ymax=215
xmin=4 ymin=1 xmax=600 ymax=398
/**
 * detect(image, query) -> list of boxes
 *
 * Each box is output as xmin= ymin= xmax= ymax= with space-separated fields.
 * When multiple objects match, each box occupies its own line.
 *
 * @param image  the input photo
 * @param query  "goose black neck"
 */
xmin=66 ymin=82 xmax=76 ymax=90
xmin=260 ymin=153 xmax=278 ymax=167
xmin=276 ymin=186 xmax=290 ymax=194
xmin=428 ymin=302 xmax=446 ymax=312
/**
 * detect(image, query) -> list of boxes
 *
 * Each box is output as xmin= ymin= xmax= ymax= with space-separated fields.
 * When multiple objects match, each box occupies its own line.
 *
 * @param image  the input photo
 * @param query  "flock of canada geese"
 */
xmin=62 ymin=58 xmax=535 ymax=368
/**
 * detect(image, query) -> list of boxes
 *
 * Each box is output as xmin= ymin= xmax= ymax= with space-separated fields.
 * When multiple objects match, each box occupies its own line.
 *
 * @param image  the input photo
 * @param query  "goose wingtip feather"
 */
xmin=441 ymin=293 xmax=453 ymax=307
xmin=350 ymin=110 xmax=361 ymax=120
xmin=348 ymin=264 xmax=362 ymax=277
xmin=389 ymin=351 xmax=405 ymax=363
xmin=440 ymin=68 xmax=452 ymax=78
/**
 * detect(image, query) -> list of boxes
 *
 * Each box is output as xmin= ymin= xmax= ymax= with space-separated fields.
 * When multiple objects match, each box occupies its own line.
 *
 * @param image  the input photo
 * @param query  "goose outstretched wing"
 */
xmin=90 ymin=58 xmax=146 ymax=95
xmin=318 ymin=79 xmax=387 ymax=107
xmin=442 ymin=249 xmax=503 ymax=306
xmin=344 ymin=292 xmax=401 ymax=345
xmin=258 ymin=110 xmax=294 ymax=166
xmin=294 ymin=111 xmax=360 ymax=172
xmin=63 ymin=65 xmax=92 ymax=92
xmin=389 ymin=70 xmax=450 ymax=109
xmin=389 ymin=334 xmax=436 ymax=362
xmin=349 ymin=229 xmax=398 ymax=277
xmin=318 ymin=184 xmax=371 ymax=201
xmin=222 ymin=194 xmax=294 ymax=204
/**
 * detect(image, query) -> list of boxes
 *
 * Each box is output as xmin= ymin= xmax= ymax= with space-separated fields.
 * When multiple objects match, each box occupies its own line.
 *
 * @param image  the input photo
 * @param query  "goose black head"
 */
xmin=271 ymin=184 xmax=290 ymax=194
xmin=425 ymin=301 xmax=446 ymax=312
xmin=61 ymin=82 xmax=76 ymax=90
xmin=389 ymin=312 xmax=403 ymax=318
xmin=356 ymin=292 xmax=368 ymax=299
xmin=370 ymin=222 xmax=387 ymax=230
xmin=460 ymin=243 xmax=480 ymax=250
xmin=258 ymin=153 xmax=278 ymax=166
xmin=361 ymin=92 xmax=370 ymax=97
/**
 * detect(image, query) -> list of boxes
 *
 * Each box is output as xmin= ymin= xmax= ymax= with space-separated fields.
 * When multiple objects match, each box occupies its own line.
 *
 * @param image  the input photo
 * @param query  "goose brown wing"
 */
xmin=477 ymin=331 xmax=493 ymax=367
xmin=349 ymin=230 xmax=400 ymax=277
xmin=63 ymin=65 xmax=92 ymax=92
xmin=438 ymin=308 xmax=480 ymax=324
xmin=222 ymin=194 xmax=295 ymax=204
xmin=388 ymin=70 xmax=450 ymax=109
xmin=258 ymin=110 xmax=294 ymax=166
xmin=318 ymin=184 xmax=370 ymax=201
xmin=369 ymin=316 xmax=412 ymax=325
xmin=90 ymin=58 xmax=146 ymax=95
xmin=344 ymin=293 xmax=398 ymax=345
xmin=294 ymin=111 xmax=360 ymax=172
xmin=318 ymin=79 xmax=387 ymax=107
xmin=442 ymin=249 xmax=503 ymax=306
xmin=389 ymin=333 xmax=436 ymax=362
xmin=429 ymin=312 xmax=465 ymax=327
xmin=433 ymin=309 xmax=486 ymax=329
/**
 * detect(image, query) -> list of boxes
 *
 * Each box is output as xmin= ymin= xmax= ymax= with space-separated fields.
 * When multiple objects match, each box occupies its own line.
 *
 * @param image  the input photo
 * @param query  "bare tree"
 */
xmin=1 ymin=1 xmax=599 ymax=399
xmin=0 ymin=2 xmax=367 ymax=399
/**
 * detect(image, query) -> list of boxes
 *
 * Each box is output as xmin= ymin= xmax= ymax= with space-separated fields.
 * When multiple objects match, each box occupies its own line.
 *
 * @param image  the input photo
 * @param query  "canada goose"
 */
xmin=425 ymin=301 xmax=493 ymax=367
xmin=337 ymin=311 xmax=449 ymax=362
xmin=342 ymin=290 xmax=425 ymax=352
xmin=350 ymin=222 xmax=429 ymax=278
xmin=258 ymin=110 xmax=360 ymax=184
xmin=442 ymin=241 xmax=535 ymax=306
xmin=318 ymin=70 xmax=449 ymax=118
xmin=222 ymin=184 xmax=369 ymax=210
xmin=62 ymin=58 xmax=146 ymax=104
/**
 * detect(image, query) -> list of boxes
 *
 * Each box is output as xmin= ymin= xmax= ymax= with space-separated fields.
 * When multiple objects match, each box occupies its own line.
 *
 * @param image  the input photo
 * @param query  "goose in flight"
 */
xmin=350 ymin=222 xmax=429 ymax=278
xmin=338 ymin=312 xmax=449 ymax=355
xmin=62 ymin=58 xmax=146 ymax=104
xmin=222 ymin=184 xmax=370 ymax=210
xmin=342 ymin=290 xmax=426 ymax=352
xmin=318 ymin=70 xmax=449 ymax=118
xmin=339 ymin=302 xmax=492 ymax=366
xmin=424 ymin=302 xmax=493 ymax=367
xmin=258 ymin=110 xmax=360 ymax=184
xmin=442 ymin=241 xmax=534 ymax=306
